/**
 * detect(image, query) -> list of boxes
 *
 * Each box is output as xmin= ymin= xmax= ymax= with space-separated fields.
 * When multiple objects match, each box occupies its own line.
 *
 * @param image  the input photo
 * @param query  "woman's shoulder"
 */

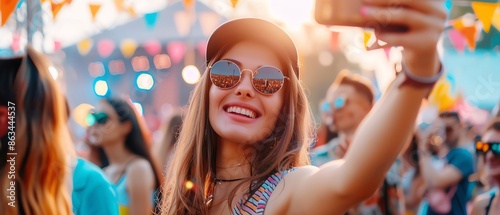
xmin=471 ymin=191 xmax=495 ymax=214
xmin=127 ymin=157 xmax=153 ymax=174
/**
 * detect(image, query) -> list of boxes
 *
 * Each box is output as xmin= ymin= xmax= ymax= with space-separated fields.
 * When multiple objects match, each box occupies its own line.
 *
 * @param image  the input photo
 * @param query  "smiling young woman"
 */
xmin=160 ymin=1 xmax=447 ymax=214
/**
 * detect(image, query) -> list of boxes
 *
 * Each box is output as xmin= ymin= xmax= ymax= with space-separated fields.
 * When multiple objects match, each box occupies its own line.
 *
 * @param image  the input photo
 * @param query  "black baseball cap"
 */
xmin=205 ymin=18 xmax=300 ymax=79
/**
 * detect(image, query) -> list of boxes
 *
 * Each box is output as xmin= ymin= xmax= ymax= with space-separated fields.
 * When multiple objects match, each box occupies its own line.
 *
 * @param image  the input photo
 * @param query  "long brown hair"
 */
xmin=160 ymin=44 xmax=315 ymax=214
xmin=0 ymin=47 xmax=73 ymax=215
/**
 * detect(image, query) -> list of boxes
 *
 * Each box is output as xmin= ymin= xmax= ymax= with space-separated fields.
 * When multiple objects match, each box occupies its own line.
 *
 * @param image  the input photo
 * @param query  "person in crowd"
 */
xmin=312 ymin=70 xmax=405 ymax=214
xmin=311 ymin=70 xmax=375 ymax=165
xmin=152 ymin=110 xmax=183 ymax=171
xmin=402 ymin=134 xmax=426 ymax=214
xmin=0 ymin=47 xmax=118 ymax=215
xmin=417 ymin=114 xmax=474 ymax=215
xmin=160 ymin=0 xmax=447 ymax=213
xmin=87 ymin=97 xmax=162 ymax=214
xmin=470 ymin=118 xmax=500 ymax=215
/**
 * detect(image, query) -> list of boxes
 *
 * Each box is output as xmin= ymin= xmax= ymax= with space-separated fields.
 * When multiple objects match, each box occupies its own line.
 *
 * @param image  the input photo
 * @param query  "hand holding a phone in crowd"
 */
xmin=361 ymin=0 xmax=446 ymax=76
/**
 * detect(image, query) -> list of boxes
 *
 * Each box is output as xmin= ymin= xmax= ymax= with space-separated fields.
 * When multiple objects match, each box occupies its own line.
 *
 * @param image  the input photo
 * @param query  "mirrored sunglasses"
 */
xmin=86 ymin=112 xmax=110 ymax=126
xmin=209 ymin=60 xmax=288 ymax=95
xmin=319 ymin=96 xmax=347 ymax=113
xmin=476 ymin=141 xmax=500 ymax=156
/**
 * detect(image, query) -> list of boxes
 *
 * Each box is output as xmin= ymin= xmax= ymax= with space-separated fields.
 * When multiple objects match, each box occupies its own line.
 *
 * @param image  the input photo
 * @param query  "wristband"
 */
xmin=398 ymin=60 xmax=443 ymax=89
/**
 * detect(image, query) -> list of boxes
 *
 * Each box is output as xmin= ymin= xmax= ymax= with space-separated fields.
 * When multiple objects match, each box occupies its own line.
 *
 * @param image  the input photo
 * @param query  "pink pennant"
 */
xmin=11 ymin=33 xmax=20 ymax=53
xmin=448 ymin=29 xmax=466 ymax=52
xmin=167 ymin=42 xmax=186 ymax=64
xmin=54 ymin=40 xmax=62 ymax=52
xmin=98 ymin=39 xmax=115 ymax=58
xmin=196 ymin=41 xmax=207 ymax=57
xmin=144 ymin=40 xmax=162 ymax=56
xmin=383 ymin=47 xmax=391 ymax=60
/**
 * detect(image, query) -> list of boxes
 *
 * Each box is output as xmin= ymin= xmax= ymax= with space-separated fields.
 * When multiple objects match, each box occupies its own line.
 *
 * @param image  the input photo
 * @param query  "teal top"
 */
xmin=72 ymin=158 xmax=119 ymax=215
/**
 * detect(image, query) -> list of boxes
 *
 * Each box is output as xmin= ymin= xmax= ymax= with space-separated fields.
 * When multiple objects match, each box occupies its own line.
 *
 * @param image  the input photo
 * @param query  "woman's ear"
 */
xmin=120 ymin=120 xmax=133 ymax=135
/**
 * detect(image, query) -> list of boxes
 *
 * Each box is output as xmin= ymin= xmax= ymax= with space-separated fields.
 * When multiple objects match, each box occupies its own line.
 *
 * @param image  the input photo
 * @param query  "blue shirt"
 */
xmin=72 ymin=158 xmax=119 ymax=215
xmin=426 ymin=147 xmax=474 ymax=215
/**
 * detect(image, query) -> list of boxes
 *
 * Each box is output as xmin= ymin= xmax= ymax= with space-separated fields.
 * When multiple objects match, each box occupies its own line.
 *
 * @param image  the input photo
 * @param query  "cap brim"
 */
xmin=206 ymin=18 xmax=299 ymax=78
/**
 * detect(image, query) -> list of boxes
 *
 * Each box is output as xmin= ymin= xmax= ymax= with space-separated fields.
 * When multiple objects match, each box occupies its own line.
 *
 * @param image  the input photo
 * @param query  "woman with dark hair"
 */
xmin=152 ymin=110 xmax=183 ymax=171
xmin=87 ymin=97 xmax=161 ymax=215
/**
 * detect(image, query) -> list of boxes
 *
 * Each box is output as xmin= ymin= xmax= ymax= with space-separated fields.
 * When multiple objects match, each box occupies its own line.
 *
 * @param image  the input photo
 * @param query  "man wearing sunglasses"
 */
xmin=311 ymin=70 xmax=405 ymax=214
xmin=471 ymin=118 xmax=500 ymax=214
xmin=418 ymin=115 xmax=474 ymax=215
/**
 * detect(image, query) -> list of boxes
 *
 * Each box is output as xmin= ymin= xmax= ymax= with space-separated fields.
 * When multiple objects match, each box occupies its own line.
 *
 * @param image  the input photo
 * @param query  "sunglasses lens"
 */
xmin=86 ymin=113 xmax=96 ymax=126
xmin=492 ymin=143 xmax=500 ymax=156
xmin=320 ymin=101 xmax=331 ymax=113
xmin=333 ymin=97 xmax=346 ymax=110
xmin=253 ymin=66 xmax=284 ymax=94
xmin=210 ymin=60 xmax=241 ymax=89
xmin=95 ymin=113 xmax=109 ymax=124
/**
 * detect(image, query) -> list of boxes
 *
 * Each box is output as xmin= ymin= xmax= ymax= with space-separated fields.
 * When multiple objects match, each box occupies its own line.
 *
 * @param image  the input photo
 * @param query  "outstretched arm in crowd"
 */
xmin=286 ymin=0 xmax=447 ymax=214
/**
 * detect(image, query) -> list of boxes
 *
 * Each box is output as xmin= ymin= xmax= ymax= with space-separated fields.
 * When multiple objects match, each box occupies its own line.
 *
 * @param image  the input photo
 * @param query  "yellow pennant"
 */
xmin=77 ymin=39 xmax=93 ymax=56
xmin=51 ymin=1 xmax=65 ymax=20
xmin=471 ymin=2 xmax=498 ymax=33
xmin=363 ymin=31 xmax=372 ymax=50
xmin=89 ymin=3 xmax=101 ymax=21
xmin=120 ymin=39 xmax=138 ymax=58
xmin=230 ymin=0 xmax=238 ymax=8
xmin=492 ymin=7 xmax=500 ymax=31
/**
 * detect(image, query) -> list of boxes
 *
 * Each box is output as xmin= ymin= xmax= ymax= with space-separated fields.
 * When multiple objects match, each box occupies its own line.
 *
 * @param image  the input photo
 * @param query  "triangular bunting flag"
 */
xmin=492 ymin=7 xmax=500 ymax=31
xmin=183 ymin=0 xmax=194 ymax=9
xmin=77 ymin=39 xmax=93 ymax=56
xmin=448 ymin=29 xmax=466 ymax=52
xmin=51 ymin=1 xmax=65 ymax=20
xmin=1 ymin=0 xmax=19 ymax=26
xmin=114 ymin=0 xmax=125 ymax=11
xmin=330 ymin=32 xmax=340 ymax=52
xmin=89 ymin=3 xmax=102 ymax=21
xmin=458 ymin=26 xmax=477 ymax=50
xmin=127 ymin=7 xmax=136 ymax=17
xmin=98 ymin=39 xmax=115 ymax=58
xmin=11 ymin=33 xmax=20 ymax=53
xmin=199 ymin=12 xmax=220 ymax=37
xmin=167 ymin=42 xmax=186 ymax=64
xmin=452 ymin=18 xmax=464 ymax=31
xmin=383 ymin=47 xmax=391 ymax=60
xmin=363 ymin=31 xmax=372 ymax=50
xmin=65 ymin=0 xmax=72 ymax=5
xmin=471 ymin=2 xmax=497 ymax=33
xmin=54 ymin=40 xmax=62 ymax=52
xmin=120 ymin=39 xmax=137 ymax=58
xmin=144 ymin=12 xmax=159 ymax=30
xmin=144 ymin=40 xmax=162 ymax=56
xmin=174 ymin=11 xmax=193 ymax=36
xmin=230 ymin=0 xmax=239 ymax=8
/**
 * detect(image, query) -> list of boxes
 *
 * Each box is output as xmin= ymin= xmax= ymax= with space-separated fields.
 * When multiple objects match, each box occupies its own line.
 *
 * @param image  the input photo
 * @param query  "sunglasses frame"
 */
xmin=87 ymin=112 xmax=110 ymax=126
xmin=476 ymin=141 xmax=500 ymax=156
xmin=209 ymin=60 xmax=289 ymax=95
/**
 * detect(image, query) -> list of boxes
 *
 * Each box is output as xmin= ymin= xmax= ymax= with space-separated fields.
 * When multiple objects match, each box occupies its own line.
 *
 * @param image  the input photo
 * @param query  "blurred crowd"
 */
xmin=312 ymin=70 xmax=500 ymax=215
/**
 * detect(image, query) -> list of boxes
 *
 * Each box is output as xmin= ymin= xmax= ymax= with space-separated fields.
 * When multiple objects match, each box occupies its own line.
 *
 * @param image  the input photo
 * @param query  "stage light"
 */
xmin=94 ymin=80 xmax=108 ymax=96
xmin=182 ymin=65 xmax=200 ymax=84
xmin=137 ymin=73 xmax=154 ymax=90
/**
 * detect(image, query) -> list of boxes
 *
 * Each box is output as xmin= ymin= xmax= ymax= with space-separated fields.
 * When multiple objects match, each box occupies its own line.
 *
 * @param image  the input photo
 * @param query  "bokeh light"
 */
xmin=185 ymin=180 xmax=194 ymax=190
xmin=137 ymin=73 xmax=154 ymax=90
xmin=72 ymin=103 xmax=95 ymax=128
xmin=182 ymin=65 xmax=201 ymax=84
xmin=94 ymin=80 xmax=109 ymax=96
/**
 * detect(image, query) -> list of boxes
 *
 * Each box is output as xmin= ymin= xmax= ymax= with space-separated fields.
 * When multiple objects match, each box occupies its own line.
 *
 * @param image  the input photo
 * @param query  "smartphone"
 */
xmin=314 ymin=0 xmax=408 ymax=32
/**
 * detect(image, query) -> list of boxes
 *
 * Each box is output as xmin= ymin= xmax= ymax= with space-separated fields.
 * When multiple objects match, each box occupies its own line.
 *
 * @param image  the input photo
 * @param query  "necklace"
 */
xmin=214 ymin=177 xmax=247 ymax=184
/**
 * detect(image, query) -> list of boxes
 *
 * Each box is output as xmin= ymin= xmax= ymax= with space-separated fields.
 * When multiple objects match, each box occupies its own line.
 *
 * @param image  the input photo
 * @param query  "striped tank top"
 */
xmin=233 ymin=168 xmax=295 ymax=215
